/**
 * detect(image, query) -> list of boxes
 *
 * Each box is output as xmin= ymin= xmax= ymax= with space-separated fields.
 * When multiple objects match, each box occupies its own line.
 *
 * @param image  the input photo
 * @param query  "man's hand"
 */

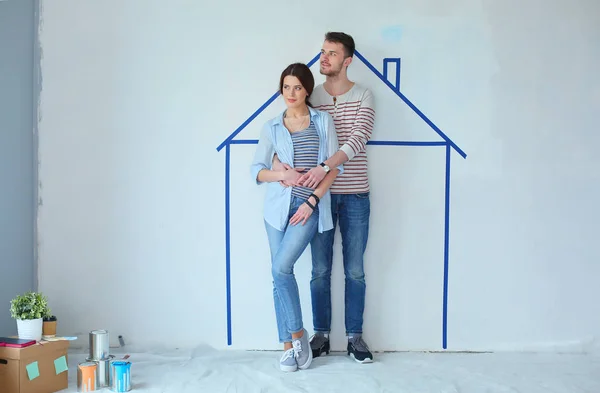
xmin=297 ymin=166 xmax=327 ymax=189
xmin=289 ymin=203 xmax=314 ymax=226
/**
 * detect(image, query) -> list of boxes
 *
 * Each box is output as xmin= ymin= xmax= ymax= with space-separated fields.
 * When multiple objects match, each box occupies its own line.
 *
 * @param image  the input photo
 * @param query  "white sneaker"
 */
xmin=279 ymin=348 xmax=297 ymax=372
xmin=292 ymin=329 xmax=313 ymax=370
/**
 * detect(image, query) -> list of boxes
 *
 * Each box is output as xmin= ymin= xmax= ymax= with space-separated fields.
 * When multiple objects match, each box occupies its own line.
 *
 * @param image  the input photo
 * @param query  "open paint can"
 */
xmin=77 ymin=361 xmax=97 ymax=392
xmin=110 ymin=360 xmax=131 ymax=392
xmin=87 ymin=355 xmax=114 ymax=387
xmin=89 ymin=330 xmax=110 ymax=360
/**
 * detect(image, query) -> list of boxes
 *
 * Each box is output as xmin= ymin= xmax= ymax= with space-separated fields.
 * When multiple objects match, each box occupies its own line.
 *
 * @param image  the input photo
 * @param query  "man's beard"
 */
xmin=320 ymin=64 xmax=340 ymax=77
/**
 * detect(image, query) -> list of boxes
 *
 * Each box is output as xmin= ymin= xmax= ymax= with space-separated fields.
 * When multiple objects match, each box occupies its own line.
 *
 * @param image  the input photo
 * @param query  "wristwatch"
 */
xmin=319 ymin=162 xmax=330 ymax=173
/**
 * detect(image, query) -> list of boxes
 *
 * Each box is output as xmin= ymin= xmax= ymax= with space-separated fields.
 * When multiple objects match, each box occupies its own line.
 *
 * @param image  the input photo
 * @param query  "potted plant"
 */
xmin=43 ymin=314 xmax=58 ymax=337
xmin=9 ymin=291 xmax=50 ymax=342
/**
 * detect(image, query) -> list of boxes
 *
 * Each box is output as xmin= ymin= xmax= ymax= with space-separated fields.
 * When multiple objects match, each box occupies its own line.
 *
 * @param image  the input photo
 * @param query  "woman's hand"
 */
xmin=275 ymin=163 xmax=292 ymax=187
xmin=289 ymin=202 xmax=314 ymax=226
xmin=281 ymin=166 xmax=304 ymax=186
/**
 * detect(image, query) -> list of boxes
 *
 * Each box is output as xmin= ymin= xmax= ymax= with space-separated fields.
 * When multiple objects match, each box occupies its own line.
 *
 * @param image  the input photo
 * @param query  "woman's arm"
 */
xmin=251 ymin=122 xmax=305 ymax=185
xmin=250 ymin=123 xmax=275 ymax=185
xmin=257 ymin=166 xmax=304 ymax=183
xmin=289 ymin=168 xmax=339 ymax=226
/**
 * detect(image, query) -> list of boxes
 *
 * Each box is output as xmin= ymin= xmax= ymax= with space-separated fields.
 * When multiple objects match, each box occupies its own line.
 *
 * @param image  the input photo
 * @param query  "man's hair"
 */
xmin=324 ymin=32 xmax=355 ymax=58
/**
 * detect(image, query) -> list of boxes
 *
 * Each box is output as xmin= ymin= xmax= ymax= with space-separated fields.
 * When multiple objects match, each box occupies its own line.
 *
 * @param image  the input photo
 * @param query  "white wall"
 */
xmin=37 ymin=0 xmax=600 ymax=352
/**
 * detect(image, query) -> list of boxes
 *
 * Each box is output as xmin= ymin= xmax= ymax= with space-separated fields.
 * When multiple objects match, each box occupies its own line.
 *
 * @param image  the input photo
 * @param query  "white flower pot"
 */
xmin=17 ymin=318 xmax=43 ymax=341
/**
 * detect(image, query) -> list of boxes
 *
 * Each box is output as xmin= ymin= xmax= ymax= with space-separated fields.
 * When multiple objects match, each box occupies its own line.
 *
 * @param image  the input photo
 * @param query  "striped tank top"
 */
xmin=290 ymin=121 xmax=319 ymax=200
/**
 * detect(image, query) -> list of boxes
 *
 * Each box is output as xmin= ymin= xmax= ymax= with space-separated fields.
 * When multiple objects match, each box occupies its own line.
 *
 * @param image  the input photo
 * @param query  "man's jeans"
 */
xmin=265 ymin=195 xmax=319 ymax=343
xmin=310 ymin=192 xmax=370 ymax=334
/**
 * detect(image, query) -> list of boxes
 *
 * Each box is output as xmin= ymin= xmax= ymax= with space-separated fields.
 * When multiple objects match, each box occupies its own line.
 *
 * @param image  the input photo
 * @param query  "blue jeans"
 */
xmin=310 ymin=192 xmax=370 ymax=334
xmin=265 ymin=196 xmax=319 ymax=343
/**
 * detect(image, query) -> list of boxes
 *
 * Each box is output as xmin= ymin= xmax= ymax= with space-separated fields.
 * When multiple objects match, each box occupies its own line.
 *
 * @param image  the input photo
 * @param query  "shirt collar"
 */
xmin=273 ymin=106 xmax=319 ymax=126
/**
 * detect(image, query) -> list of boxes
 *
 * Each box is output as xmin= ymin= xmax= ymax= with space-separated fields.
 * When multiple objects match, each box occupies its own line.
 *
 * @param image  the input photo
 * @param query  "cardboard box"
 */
xmin=0 ymin=339 xmax=69 ymax=393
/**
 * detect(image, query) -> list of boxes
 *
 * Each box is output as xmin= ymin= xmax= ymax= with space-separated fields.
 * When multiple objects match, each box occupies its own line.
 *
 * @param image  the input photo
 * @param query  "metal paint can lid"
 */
xmin=79 ymin=361 xmax=97 ymax=368
xmin=87 ymin=354 xmax=114 ymax=362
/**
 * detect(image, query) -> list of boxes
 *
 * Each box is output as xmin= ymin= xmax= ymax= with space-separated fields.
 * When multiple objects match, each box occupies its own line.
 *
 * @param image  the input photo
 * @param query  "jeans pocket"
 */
xmin=355 ymin=192 xmax=370 ymax=199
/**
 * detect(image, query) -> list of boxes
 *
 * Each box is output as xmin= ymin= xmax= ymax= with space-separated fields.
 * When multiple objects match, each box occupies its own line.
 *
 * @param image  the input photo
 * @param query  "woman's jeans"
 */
xmin=265 ymin=195 xmax=319 ymax=343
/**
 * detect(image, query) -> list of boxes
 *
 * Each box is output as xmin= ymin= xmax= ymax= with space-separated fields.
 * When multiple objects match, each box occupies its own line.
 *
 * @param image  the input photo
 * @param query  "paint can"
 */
xmin=89 ymin=329 xmax=109 ymax=360
xmin=87 ymin=355 xmax=114 ymax=387
xmin=77 ymin=361 xmax=97 ymax=392
xmin=110 ymin=360 xmax=131 ymax=392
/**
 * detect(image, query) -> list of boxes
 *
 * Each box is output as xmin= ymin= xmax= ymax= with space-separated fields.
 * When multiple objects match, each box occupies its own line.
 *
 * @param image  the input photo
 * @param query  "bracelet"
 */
xmin=308 ymin=193 xmax=320 ymax=205
xmin=305 ymin=200 xmax=316 ymax=211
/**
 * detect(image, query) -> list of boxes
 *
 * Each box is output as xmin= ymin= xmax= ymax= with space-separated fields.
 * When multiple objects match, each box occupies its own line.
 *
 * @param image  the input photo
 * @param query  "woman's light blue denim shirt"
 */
xmin=250 ymin=106 xmax=343 ymax=233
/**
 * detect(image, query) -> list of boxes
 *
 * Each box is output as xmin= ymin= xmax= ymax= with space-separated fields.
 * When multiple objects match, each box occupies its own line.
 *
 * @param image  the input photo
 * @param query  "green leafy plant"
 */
xmin=9 ymin=292 xmax=51 ymax=320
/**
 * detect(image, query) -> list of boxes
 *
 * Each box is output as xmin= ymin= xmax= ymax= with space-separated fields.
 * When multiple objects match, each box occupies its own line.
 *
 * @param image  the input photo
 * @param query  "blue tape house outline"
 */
xmin=216 ymin=50 xmax=467 ymax=349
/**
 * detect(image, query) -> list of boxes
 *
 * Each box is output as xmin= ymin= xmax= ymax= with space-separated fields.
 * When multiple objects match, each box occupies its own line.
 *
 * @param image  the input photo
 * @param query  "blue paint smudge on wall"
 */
xmin=381 ymin=25 xmax=403 ymax=42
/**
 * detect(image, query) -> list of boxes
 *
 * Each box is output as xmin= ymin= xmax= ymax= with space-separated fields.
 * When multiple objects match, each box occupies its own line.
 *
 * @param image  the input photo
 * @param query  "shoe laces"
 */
xmin=281 ymin=348 xmax=295 ymax=362
xmin=292 ymin=339 xmax=303 ymax=357
xmin=349 ymin=336 xmax=370 ymax=352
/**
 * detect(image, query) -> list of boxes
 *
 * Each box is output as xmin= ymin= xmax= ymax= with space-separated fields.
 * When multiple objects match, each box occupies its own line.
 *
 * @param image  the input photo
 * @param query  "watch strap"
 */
xmin=319 ymin=162 xmax=330 ymax=172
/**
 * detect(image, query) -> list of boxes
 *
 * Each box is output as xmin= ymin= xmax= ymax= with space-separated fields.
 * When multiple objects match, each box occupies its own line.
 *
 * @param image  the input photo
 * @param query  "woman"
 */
xmin=250 ymin=63 xmax=342 ymax=372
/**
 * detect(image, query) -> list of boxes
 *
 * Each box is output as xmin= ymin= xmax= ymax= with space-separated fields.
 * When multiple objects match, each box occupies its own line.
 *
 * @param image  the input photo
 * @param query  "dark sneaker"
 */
xmin=347 ymin=335 xmax=373 ymax=363
xmin=310 ymin=332 xmax=330 ymax=358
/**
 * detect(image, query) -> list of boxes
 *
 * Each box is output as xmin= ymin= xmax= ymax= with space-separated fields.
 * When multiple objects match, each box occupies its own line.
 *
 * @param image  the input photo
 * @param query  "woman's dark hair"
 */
xmin=279 ymin=63 xmax=315 ymax=107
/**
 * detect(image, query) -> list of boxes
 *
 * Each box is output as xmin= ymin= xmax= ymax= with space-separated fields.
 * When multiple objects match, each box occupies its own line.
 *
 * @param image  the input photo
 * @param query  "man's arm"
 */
xmin=321 ymin=149 xmax=349 ymax=170
xmin=335 ymin=88 xmax=375 ymax=163
xmin=298 ymin=89 xmax=375 ymax=188
xmin=312 ymin=168 xmax=339 ymax=200
xmin=272 ymin=154 xmax=283 ymax=170
xmin=272 ymin=154 xmax=302 ymax=187
xmin=298 ymin=148 xmax=347 ymax=188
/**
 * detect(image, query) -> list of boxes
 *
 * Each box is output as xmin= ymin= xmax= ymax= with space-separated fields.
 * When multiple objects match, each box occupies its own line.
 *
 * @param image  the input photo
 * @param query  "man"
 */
xmin=274 ymin=32 xmax=375 ymax=363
